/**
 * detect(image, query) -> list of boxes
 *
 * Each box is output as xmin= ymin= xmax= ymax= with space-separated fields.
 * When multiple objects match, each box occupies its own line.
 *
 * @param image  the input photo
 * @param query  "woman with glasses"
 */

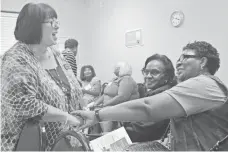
xmin=124 ymin=54 xmax=177 ymax=147
xmin=1 ymin=3 xmax=83 ymax=151
xmin=73 ymin=41 xmax=228 ymax=151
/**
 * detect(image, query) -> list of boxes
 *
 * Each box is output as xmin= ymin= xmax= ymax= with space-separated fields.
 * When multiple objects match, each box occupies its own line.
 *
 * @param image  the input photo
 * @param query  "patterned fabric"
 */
xmin=1 ymin=42 xmax=83 ymax=151
xmin=125 ymin=141 xmax=169 ymax=151
xmin=81 ymin=77 xmax=101 ymax=106
xmin=62 ymin=49 xmax=77 ymax=77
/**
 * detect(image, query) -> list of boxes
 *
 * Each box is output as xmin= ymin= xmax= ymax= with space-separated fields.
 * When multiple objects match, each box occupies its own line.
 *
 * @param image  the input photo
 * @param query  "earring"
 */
xmin=201 ymin=65 xmax=203 ymax=70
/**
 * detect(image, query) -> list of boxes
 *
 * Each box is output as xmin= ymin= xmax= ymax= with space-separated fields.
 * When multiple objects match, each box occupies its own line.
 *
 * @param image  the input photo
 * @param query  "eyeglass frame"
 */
xmin=141 ymin=68 xmax=165 ymax=77
xmin=177 ymin=54 xmax=202 ymax=62
xmin=43 ymin=19 xmax=60 ymax=28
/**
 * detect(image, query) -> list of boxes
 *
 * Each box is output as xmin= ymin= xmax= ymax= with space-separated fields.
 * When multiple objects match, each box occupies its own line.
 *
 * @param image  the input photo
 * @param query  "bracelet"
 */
xmin=101 ymin=102 xmax=104 ymax=107
xmin=95 ymin=109 xmax=102 ymax=122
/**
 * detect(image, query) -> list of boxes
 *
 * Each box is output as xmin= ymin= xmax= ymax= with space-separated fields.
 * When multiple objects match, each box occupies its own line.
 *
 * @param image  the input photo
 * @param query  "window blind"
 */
xmin=0 ymin=12 xmax=18 ymax=56
xmin=0 ymin=12 xmax=76 ymax=59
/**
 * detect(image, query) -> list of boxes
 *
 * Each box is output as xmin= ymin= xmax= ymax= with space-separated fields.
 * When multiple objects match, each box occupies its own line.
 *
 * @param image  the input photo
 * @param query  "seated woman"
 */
xmin=80 ymin=65 xmax=101 ymax=108
xmin=125 ymin=54 xmax=177 ymax=143
xmin=74 ymin=41 xmax=228 ymax=151
xmin=91 ymin=62 xmax=139 ymax=132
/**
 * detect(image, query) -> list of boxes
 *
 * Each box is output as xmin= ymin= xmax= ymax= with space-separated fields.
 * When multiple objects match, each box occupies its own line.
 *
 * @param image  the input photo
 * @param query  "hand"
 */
xmin=87 ymin=102 xmax=95 ymax=109
xmin=71 ymin=110 xmax=98 ymax=131
xmin=81 ymin=89 xmax=86 ymax=94
xmin=79 ymin=87 xmax=85 ymax=94
xmin=93 ymin=102 xmax=103 ymax=109
xmin=82 ymin=106 xmax=90 ymax=111
xmin=67 ymin=114 xmax=83 ymax=126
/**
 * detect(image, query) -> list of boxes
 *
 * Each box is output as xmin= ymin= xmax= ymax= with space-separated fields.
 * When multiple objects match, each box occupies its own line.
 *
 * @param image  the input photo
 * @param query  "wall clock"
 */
xmin=170 ymin=10 xmax=184 ymax=27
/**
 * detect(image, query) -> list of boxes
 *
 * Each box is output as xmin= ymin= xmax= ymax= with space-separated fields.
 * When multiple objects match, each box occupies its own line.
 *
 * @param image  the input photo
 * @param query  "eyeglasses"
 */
xmin=142 ymin=69 xmax=163 ymax=77
xmin=43 ymin=19 xmax=60 ymax=28
xmin=177 ymin=54 xmax=200 ymax=62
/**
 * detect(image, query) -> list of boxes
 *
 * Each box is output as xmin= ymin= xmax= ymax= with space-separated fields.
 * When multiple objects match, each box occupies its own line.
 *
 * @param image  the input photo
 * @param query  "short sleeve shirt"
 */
xmin=164 ymin=75 xmax=228 ymax=151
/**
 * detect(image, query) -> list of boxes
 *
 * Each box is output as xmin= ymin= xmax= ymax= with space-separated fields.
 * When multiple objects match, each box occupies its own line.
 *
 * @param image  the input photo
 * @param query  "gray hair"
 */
xmin=115 ymin=61 xmax=132 ymax=76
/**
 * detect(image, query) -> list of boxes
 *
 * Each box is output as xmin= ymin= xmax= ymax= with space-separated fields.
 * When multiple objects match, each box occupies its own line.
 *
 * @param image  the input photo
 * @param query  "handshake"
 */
xmin=70 ymin=109 xmax=100 ymax=131
xmin=83 ymin=101 xmax=104 ymax=111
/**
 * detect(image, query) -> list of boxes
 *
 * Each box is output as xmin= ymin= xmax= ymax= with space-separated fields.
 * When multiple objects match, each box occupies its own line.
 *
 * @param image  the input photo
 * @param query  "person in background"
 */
xmin=62 ymin=39 xmax=78 ymax=78
xmin=73 ymin=41 xmax=228 ymax=151
xmin=89 ymin=62 xmax=139 ymax=133
xmin=80 ymin=65 xmax=101 ymax=108
xmin=1 ymin=3 xmax=82 ymax=151
xmin=125 ymin=54 xmax=177 ymax=145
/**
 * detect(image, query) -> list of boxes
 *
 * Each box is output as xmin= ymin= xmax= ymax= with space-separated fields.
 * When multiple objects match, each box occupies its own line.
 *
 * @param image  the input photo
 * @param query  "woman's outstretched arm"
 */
xmin=99 ymin=92 xmax=185 ymax=122
xmin=72 ymin=92 xmax=186 ymax=130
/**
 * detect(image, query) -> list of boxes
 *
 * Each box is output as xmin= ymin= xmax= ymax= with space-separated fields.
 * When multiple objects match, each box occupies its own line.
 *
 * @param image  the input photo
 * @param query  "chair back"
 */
xmin=100 ymin=82 xmax=108 ymax=95
xmin=137 ymin=83 xmax=146 ymax=98
xmin=51 ymin=130 xmax=91 ymax=151
xmin=15 ymin=120 xmax=46 ymax=151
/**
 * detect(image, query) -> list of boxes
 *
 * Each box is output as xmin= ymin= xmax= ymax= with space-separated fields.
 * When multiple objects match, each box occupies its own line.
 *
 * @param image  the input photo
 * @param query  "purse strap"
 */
xmin=39 ymin=120 xmax=47 ymax=151
xmin=205 ymin=75 xmax=228 ymax=151
xmin=210 ymin=135 xmax=228 ymax=151
xmin=160 ymin=123 xmax=170 ymax=142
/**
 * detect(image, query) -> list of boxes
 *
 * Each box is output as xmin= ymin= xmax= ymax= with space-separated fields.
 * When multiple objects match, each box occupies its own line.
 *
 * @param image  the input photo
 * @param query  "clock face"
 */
xmin=170 ymin=11 xmax=184 ymax=27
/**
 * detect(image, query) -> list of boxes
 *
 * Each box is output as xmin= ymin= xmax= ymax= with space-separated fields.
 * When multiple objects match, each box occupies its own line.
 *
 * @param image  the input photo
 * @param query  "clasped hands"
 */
xmin=86 ymin=101 xmax=104 ymax=110
xmin=70 ymin=110 xmax=99 ymax=131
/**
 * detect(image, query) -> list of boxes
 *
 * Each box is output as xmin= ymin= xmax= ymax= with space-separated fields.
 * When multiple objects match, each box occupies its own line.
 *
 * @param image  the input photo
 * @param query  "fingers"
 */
xmin=87 ymin=102 xmax=94 ymax=108
xmin=72 ymin=125 xmax=80 ymax=131
xmin=74 ymin=115 xmax=84 ymax=126
xmin=76 ymin=123 xmax=90 ymax=131
xmin=83 ymin=107 xmax=90 ymax=111
xmin=70 ymin=110 xmax=83 ymax=116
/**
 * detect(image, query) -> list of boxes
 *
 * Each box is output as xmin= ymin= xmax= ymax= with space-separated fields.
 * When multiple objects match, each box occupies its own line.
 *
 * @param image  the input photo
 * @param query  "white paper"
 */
xmin=89 ymin=127 xmax=132 ymax=151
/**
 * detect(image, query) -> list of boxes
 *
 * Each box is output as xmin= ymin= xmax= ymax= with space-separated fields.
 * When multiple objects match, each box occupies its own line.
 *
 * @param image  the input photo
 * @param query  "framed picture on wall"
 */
xmin=125 ymin=29 xmax=143 ymax=48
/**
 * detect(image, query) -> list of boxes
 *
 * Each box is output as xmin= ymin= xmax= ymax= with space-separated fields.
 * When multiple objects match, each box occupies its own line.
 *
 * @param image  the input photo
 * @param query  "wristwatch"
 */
xmin=95 ymin=109 xmax=102 ymax=122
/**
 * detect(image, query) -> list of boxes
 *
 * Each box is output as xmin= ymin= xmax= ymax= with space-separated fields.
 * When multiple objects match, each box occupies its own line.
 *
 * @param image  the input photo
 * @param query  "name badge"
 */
xmin=64 ymin=64 xmax=71 ymax=70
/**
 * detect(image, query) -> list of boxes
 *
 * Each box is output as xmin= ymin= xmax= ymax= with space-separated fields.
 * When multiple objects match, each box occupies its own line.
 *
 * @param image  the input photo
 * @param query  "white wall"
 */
xmin=84 ymin=0 xmax=228 ymax=85
xmin=1 ymin=0 xmax=89 ymax=77
xmin=2 ymin=0 xmax=228 ymax=85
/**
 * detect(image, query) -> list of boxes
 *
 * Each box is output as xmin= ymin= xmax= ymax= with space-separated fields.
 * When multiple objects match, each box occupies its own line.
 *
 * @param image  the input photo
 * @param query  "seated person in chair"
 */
xmin=75 ymin=41 xmax=228 ymax=151
xmin=124 ymin=54 xmax=177 ymax=143
xmin=80 ymin=65 xmax=101 ymax=108
xmin=89 ymin=62 xmax=139 ymax=132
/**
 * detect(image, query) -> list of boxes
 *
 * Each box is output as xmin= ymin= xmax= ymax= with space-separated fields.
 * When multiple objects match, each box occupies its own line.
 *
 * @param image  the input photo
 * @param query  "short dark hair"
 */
xmin=14 ymin=3 xmax=57 ymax=44
xmin=65 ymin=39 xmax=78 ymax=49
xmin=183 ymin=41 xmax=220 ymax=75
xmin=80 ymin=65 xmax=96 ymax=81
xmin=143 ymin=54 xmax=175 ymax=84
